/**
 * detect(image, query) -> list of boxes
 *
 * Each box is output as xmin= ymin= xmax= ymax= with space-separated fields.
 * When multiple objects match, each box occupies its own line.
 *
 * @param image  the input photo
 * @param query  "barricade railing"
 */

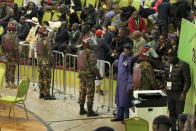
xmin=111 ymin=63 xmax=116 ymax=111
xmin=2 ymin=42 xmax=117 ymax=113
xmin=64 ymin=53 xmax=78 ymax=99
xmin=52 ymin=50 xmax=66 ymax=97
xmin=18 ymin=43 xmax=66 ymax=98
xmin=64 ymin=53 xmax=115 ymax=112
xmin=95 ymin=59 xmax=112 ymax=112
xmin=18 ymin=43 xmax=38 ymax=88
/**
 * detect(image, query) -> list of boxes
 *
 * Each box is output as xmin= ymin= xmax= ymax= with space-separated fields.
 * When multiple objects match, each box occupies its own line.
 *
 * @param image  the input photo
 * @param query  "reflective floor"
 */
xmin=0 ymin=83 xmax=124 ymax=131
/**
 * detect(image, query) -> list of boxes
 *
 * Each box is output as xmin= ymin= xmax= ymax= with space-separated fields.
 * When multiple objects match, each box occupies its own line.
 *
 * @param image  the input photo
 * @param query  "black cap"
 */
xmin=123 ymin=43 xmax=133 ymax=50
xmin=87 ymin=4 xmax=93 ymax=8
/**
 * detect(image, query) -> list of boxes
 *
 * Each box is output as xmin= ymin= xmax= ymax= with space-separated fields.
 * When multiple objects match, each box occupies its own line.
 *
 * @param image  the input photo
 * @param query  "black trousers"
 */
xmin=167 ymin=91 xmax=185 ymax=131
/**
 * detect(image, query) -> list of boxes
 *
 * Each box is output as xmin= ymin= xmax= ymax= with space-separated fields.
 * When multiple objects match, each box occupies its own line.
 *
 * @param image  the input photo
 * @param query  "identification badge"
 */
xmin=122 ymin=61 xmax=128 ymax=66
xmin=166 ymin=82 xmax=172 ymax=90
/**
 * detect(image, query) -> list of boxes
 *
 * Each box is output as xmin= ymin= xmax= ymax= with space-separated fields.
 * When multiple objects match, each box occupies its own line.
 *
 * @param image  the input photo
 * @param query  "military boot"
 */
xmin=39 ymin=93 xmax=44 ymax=99
xmin=79 ymin=104 xmax=87 ymax=115
xmin=44 ymin=94 xmax=56 ymax=100
xmin=10 ymin=83 xmax=17 ymax=89
xmin=87 ymin=105 xmax=99 ymax=117
xmin=5 ymin=82 xmax=10 ymax=88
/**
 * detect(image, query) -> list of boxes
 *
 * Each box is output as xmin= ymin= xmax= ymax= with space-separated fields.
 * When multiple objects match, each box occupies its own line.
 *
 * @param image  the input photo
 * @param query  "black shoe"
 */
xmin=39 ymin=94 xmax=44 ymax=99
xmin=80 ymin=110 xmax=87 ymax=115
xmin=111 ymin=118 xmax=124 ymax=122
xmin=121 ymin=117 xmax=128 ymax=124
xmin=87 ymin=105 xmax=99 ymax=117
xmin=44 ymin=95 xmax=56 ymax=100
xmin=87 ymin=111 xmax=99 ymax=117
xmin=79 ymin=104 xmax=87 ymax=115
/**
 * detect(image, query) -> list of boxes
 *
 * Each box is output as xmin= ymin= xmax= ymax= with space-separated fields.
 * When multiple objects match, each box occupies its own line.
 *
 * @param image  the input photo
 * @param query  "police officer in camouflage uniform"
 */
xmin=77 ymin=25 xmax=102 ymax=117
xmin=36 ymin=26 xmax=55 ymax=100
xmin=2 ymin=22 xmax=20 ymax=89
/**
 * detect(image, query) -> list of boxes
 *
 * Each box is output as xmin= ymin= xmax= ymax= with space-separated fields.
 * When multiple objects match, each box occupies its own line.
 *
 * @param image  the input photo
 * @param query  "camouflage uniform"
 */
xmin=37 ymin=37 xmax=54 ymax=97
xmin=78 ymin=48 xmax=101 ymax=106
xmin=132 ymin=37 xmax=146 ymax=55
xmin=135 ymin=61 xmax=157 ymax=90
xmin=2 ymin=32 xmax=19 ymax=84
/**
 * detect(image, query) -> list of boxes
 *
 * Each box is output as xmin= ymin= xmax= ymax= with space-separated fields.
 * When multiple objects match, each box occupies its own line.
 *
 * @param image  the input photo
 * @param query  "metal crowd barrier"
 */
xmin=18 ymin=43 xmax=67 ymax=99
xmin=64 ymin=53 xmax=115 ymax=112
xmin=64 ymin=53 xmax=79 ymax=99
xmin=3 ymin=42 xmax=117 ymax=113
xmin=95 ymin=59 xmax=113 ymax=112
xmin=18 ymin=43 xmax=38 ymax=88
xmin=52 ymin=50 xmax=66 ymax=98
xmin=111 ymin=64 xmax=116 ymax=112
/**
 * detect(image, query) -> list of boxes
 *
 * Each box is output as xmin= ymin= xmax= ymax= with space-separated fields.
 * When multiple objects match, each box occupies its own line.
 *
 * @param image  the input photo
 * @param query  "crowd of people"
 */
xmin=0 ymin=0 xmax=195 ymax=130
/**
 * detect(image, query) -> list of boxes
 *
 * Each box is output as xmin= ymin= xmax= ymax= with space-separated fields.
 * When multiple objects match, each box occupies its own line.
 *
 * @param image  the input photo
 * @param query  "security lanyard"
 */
xmin=122 ymin=56 xmax=128 ymax=66
xmin=169 ymin=64 xmax=173 ymax=80
xmin=135 ymin=18 xmax=140 ymax=27
xmin=73 ymin=30 xmax=78 ymax=38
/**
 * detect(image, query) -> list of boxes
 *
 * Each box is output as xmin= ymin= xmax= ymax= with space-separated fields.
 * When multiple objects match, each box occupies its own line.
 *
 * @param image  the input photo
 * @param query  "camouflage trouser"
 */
xmin=78 ymin=73 xmax=95 ymax=106
xmin=38 ymin=63 xmax=51 ymax=96
xmin=5 ymin=56 xmax=17 ymax=83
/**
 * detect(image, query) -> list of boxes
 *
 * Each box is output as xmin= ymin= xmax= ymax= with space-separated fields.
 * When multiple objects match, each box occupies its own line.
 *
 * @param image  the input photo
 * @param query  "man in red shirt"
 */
xmin=128 ymin=11 xmax=146 ymax=36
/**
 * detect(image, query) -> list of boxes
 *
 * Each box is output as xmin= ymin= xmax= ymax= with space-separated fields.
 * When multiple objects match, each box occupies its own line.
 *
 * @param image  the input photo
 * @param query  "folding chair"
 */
xmin=0 ymin=68 xmax=5 ymax=97
xmin=52 ymin=11 xmax=61 ymax=21
xmin=125 ymin=117 xmax=149 ymax=131
xmin=0 ymin=77 xmax=30 ymax=119
xmin=14 ymin=0 xmax=23 ymax=7
xmin=119 ymin=0 xmax=129 ymax=8
xmin=42 ymin=11 xmax=52 ymax=24
xmin=144 ymin=0 xmax=153 ymax=7
xmin=0 ymin=26 xmax=4 ymax=35
xmin=132 ymin=0 xmax=141 ymax=11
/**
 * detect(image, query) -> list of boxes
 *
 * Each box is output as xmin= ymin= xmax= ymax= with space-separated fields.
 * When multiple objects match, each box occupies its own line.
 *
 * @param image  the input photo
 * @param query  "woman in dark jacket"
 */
xmin=23 ymin=2 xmax=38 ymax=19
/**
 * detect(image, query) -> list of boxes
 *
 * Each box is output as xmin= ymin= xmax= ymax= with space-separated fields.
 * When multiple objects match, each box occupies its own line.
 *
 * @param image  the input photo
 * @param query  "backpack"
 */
xmin=36 ymin=39 xmax=44 ymax=57
xmin=3 ymin=34 xmax=14 ymax=53
xmin=132 ymin=63 xmax=142 ymax=88
xmin=77 ymin=50 xmax=86 ymax=71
